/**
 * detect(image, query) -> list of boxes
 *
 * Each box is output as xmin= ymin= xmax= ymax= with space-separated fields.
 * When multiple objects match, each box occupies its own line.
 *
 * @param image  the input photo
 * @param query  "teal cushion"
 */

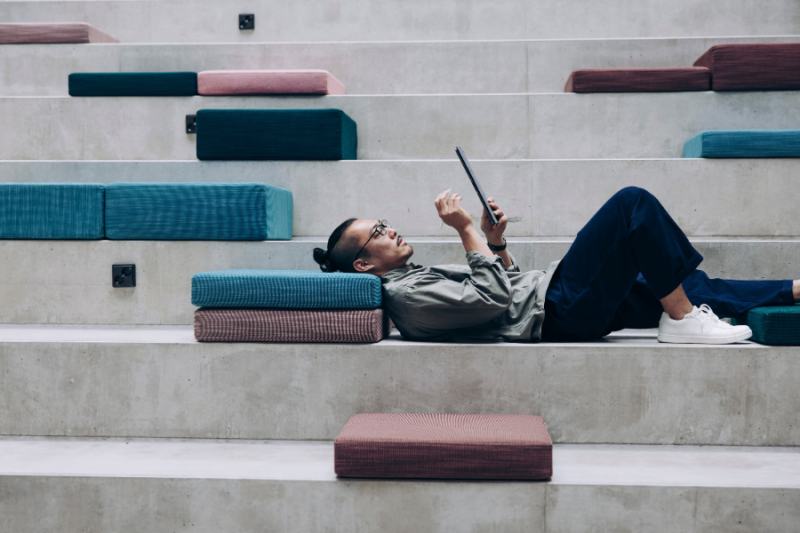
xmin=69 ymin=72 xmax=198 ymax=96
xmin=0 ymin=183 xmax=104 ymax=239
xmin=105 ymin=183 xmax=292 ymax=240
xmin=196 ymin=109 xmax=357 ymax=160
xmin=734 ymin=305 xmax=800 ymax=345
xmin=192 ymin=270 xmax=382 ymax=309
xmin=683 ymin=130 xmax=800 ymax=158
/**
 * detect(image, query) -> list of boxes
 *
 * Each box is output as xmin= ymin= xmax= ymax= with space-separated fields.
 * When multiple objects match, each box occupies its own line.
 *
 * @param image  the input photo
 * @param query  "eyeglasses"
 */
xmin=355 ymin=220 xmax=391 ymax=260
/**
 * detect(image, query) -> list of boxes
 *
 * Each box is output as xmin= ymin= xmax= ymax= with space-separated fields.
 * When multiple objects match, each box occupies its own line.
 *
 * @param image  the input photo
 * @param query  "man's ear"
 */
xmin=353 ymin=258 xmax=375 ymax=273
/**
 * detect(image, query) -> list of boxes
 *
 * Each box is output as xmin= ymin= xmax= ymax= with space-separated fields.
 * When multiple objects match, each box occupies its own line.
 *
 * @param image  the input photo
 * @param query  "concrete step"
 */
xmin=1 ymin=159 xmax=798 ymax=238
xmin=1 ymin=325 xmax=799 ymax=446
xmin=4 ymin=92 xmax=800 ymax=160
xmin=2 ymin=0 xmax=799 ymax=42
xmin=1 ymin=437 xmax=798 ymax=532
xmin=1 ymin=238 xmax=798 ymax=326
xmin=3 ymin=36 xmax=800 ymax=96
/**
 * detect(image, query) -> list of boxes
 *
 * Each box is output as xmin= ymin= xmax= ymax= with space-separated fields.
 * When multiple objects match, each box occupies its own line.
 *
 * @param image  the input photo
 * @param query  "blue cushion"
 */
xmin=0 ymin=183 xmax=104 ymax=239
xmin=192 ymin=270 xmax=382 ymax=309
xmin=105 ymin=183 xmax=292 ymax=240
xmin=196 ymin=109 xmax=357 ymax=160
xmin=69 ymin=72 xmax=198 ymax=96
xmin=683 ymin=130 xmax=800 ymax=158
xmin=733 ymin=305 xmax=800 ymax=345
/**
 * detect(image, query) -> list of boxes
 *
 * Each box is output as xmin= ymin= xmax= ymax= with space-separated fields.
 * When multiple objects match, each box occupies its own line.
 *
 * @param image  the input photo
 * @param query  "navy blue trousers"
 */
xmin=541 ymin=187 xmax=795 ymax=342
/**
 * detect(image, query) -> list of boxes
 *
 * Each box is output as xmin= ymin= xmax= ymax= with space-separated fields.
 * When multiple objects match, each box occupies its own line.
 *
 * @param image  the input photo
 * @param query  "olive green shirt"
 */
xmin=379 ymin=251 xmax=560 ymax=342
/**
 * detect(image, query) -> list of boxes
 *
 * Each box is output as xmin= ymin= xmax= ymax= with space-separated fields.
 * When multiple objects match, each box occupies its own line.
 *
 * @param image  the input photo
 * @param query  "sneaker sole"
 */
xmin=657 ymin=329 xmax=752 ymax=345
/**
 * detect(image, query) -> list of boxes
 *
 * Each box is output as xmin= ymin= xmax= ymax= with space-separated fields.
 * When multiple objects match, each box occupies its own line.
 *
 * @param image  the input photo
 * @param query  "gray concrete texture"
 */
xmin=1 ymin=0 xmax=799 ymax=42
xmin=1 ymin=331 xmax=800 ymax=445
xmin=3 ymin=36 xmax=800 ymax=96
xmin=4 ymin=92 xmax=800 ymax=159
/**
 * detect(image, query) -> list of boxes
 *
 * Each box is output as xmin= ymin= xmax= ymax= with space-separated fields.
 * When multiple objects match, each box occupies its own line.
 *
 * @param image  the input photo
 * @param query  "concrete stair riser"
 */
xmin=4 ymin=36 xmax=800 ymax=96
xmin=5 ymin=93 xmax=800 ymax=159
xmin=2 ymin=0 xmax=799 ymax=42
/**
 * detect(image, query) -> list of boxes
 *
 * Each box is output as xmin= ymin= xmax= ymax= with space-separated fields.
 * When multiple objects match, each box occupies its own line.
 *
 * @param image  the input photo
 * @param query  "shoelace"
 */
xmin=694 ymin=304 xmax=733 ymax=329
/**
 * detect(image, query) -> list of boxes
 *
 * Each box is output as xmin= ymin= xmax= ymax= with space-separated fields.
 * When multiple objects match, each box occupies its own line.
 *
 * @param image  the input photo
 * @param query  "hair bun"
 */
xmin=313 ymin=247 xmax=339 ymax=272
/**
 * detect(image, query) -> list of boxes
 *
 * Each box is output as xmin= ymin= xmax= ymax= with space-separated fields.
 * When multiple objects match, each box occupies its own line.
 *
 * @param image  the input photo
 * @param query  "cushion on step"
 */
xmin=191 ymin=270 xmax=382 ymax=309
xmin=198 ymin=70 xmax=345 ymax=96
xmin=195 ymin=109 xmax=357 ymax=160
xmin=0 ymin=183 xmax=104 ymax=239
xmin=565 ymin=68 xmax=710 ymax=93
xmin=683 ymin=130 xmax=800 ymax=158
xmin=334 ymin=413 xmax=553 ymax=480
xmin=105 ymin=183 xmax=292 ymax=240
xmin=69 ymin=72 xmax=198 ymax=96
xmin=0 ymin=23 xmax=118 ymax=44
xmin=694 ymin=44 xmax=800 ymax=91
xmin=194 ymin=308 xmax=388 ymax=343
xmin=734 ymin=305 xmax=800 ymax=345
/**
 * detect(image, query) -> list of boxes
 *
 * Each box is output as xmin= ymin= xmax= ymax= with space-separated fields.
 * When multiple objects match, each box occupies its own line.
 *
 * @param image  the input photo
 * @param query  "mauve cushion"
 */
xmin=694 ymin=44 xmax=800 ymax=90
xmin=565 ymin=68 xmax=710 ymax=93
xmin=0 ymin=23 xmax=118 ymax=44
xmin=198 ymin=70 xmax=345 ymax=95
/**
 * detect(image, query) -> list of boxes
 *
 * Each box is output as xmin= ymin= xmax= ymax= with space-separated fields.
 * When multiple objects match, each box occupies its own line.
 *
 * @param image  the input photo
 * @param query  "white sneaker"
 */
xmin=657 ymin=304 xmax=752 ymax=345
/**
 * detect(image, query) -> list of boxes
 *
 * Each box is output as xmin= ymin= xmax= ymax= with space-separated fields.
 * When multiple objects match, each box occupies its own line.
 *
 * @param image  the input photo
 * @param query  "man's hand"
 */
xmin=480 ymin=197 xmax=508 ymax=246
xmin=435 ymin=189 xmax=473 ymax=234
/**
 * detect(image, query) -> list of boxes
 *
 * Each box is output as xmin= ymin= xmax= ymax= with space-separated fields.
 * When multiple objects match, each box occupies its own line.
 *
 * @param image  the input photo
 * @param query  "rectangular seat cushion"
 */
xmin=683 ymin=130 xmax=800 ymax=158
xmin=0 ymin=23 xmax=118 ymax=44
xmin=694 ymin=44 xmax=800 ymax=91
xmin=105 ymin=183 xmax=292 ymax=240
xmin=565 ymin=68 xmax=710 ymax=93
xmin=192 ymin=270 xmax=382 ymax=309
xmin=69 ymin=72 xmax=198 ymax=96
xmin=198 ymin=70 xmax=345 ymax=96
xmin=0 ymin=183 xmax=104 ymax=239
xmin=334 ymin=413 xmax=552 ymax=480
xmin=734 ymin=305 xmax=800 ymax=345
xmin=196 ymin=109 xmax=357 ymax=161
xmin=194 ymin=308 xmax=388 ymax=343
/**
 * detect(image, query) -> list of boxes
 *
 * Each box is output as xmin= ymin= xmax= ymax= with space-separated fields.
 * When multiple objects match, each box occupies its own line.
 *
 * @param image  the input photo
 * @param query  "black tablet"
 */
xmin=455 ymin=146 xmax=498 ymax=225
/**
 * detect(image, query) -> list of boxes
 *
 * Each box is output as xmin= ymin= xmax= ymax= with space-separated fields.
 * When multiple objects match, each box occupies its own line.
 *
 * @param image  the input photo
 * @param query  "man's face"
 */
xmin=348 ymin=219 xmax=414 ymax=275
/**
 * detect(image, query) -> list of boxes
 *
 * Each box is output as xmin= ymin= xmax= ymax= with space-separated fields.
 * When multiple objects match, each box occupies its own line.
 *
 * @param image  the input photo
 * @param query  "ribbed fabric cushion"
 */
xmin=0 ymin=23 xmax=118 ymax=44
xmin=198 ymin=70 xmax=345 ymax=96
xmin=334 ymin=413 xmax=553 ymax=480
xmin=0 ymin=183 xmax=104 ymax=239
xmin=191 ymin=270 xmax=382 ymax=309
xmin=734 ymin=305 xmax=800 ymax=345
xmin=565 ymin=68 xmax=710 ymax=93
xmin=105 ymin=183 xmax=292 ymax=240
xmin=69 ymin=73 xmax=198 ymax=96
xmin=694 ymin=44 xmax=800 ymax=91
xmin=196 ymin=109 xmax=357 ymax=160
xmin=683 ymin=130 xmax=800 ymax=158
xmin=194 ymin=308 xmax=388 ymax=343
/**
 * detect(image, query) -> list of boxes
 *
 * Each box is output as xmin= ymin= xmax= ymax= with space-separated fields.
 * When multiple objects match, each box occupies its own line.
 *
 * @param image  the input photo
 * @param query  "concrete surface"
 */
xmin=4 ymin=92 xmax=800 ymax=159
xmin=2 ymin=0 xmax=799 ymax=42
xmin=1 ymin=326 xmax=799 ymax=445
xmin=4 ymin=36 xmax=800 ymax=96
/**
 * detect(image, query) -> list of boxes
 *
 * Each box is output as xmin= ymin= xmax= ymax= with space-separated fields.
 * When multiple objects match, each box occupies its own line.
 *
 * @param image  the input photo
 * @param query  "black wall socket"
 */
xmin=186 ymin=114 xmax=196 ymax=134
xmin=239 ymin=14 xmax=255 ymax=30
xmin=112 ymin=264 xmax=136 ymax=288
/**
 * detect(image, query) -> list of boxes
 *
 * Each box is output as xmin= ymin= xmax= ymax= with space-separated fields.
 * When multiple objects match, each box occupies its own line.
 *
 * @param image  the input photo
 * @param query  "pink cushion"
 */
xmin=0 ymin=23 xmax=118 ymax=44
xmin=198 ymin=70 xmax=345 ymax=96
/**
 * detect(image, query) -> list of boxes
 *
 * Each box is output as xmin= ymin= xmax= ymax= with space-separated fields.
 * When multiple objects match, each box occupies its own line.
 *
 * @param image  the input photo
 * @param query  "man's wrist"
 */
xmin=487 ymin=235 xmax=505 ymax=247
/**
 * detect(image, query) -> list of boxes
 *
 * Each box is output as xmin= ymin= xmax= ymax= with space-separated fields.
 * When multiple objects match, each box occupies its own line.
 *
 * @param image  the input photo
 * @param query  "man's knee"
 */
xmin=612 ymin=186 xmax=657 ymax=208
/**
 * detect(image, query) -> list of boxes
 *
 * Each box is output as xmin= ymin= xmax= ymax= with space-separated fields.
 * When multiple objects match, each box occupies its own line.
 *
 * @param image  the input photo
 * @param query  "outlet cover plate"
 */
xmin=112 ymin=264 xmax=136 ymax=288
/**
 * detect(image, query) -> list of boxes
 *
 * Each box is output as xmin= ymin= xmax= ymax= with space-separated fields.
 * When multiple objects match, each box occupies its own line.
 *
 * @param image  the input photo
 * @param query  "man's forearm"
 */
xmin=459 ymin=226 xmax=512 ymax=267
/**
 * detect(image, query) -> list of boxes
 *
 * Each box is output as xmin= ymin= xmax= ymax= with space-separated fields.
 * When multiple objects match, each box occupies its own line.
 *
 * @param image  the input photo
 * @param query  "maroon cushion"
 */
xmin=334 ymin=413 xmax=552 ymax=480
xmin=0 ymin=23 xmax=118 ymax=44
xmin=565 ymin=68 xmax=710 ymax=93
xmin=694 ymin=44 xmax=800 ymax=90
xmin=194 ymin=308 xmax=388 ymax=343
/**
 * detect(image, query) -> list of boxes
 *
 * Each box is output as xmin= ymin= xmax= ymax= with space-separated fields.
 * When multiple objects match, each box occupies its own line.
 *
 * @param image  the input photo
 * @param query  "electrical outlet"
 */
xmin=185 ymin=114 xmax=196 ymax=134
xmin=239 ymin=14 xmax=255 ymax=30
xmin=112 ymin=264 xmax=136 ymax=288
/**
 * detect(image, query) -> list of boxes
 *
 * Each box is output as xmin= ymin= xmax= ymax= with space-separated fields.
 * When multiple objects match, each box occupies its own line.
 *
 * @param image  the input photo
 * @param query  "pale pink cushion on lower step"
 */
xmin=198 ymin=70 xmax=345 ymax=95
xmin=0 ymin=23 xmax=118 ymax=44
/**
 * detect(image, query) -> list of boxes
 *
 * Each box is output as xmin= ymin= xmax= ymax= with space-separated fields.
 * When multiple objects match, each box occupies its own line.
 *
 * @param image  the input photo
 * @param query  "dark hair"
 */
xmin=313 ymin=218 xmax=367 ymax=273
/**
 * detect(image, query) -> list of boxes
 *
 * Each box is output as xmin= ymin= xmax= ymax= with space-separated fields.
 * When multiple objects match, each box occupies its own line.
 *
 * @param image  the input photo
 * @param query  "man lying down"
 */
xmin=313 ymin=187 xmax=798 ymax=344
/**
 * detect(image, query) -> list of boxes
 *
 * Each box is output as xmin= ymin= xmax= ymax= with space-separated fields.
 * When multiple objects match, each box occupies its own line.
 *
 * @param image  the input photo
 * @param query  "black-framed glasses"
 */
xmin=355 ymin=220 xmax=391 ymax=260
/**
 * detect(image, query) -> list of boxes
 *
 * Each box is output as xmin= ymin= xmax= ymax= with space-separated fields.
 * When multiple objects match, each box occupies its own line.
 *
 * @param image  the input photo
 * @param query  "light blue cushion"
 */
xmin=0 ymin=183 xmax=104 ymax=239
xmin=192 ymin=270 xmax=382 ymax=309
xmin=105 ymin=183 xmax=292 ymax=240
xmin=683 ymin=130 xmax=800 ymax=158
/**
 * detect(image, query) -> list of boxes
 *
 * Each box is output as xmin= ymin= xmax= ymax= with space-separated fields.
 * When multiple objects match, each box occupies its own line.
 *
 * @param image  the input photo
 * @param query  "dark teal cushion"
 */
xmin=734 ymin=305 xmax=800 ymax=345
xmin=683 ymin=130 xmax=800 ymax=158
xmin=196 ymin=109 xmax=357 ymax=160
xmin=192 ymin=270 xmax=382 ymax=309
xmin=69 ymin=72 xmax=198 ymax=96
xmin=0 ymin=183 xmax=104 ymax=239
xmin=105 ymin=183 xmax=292 ymax=240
